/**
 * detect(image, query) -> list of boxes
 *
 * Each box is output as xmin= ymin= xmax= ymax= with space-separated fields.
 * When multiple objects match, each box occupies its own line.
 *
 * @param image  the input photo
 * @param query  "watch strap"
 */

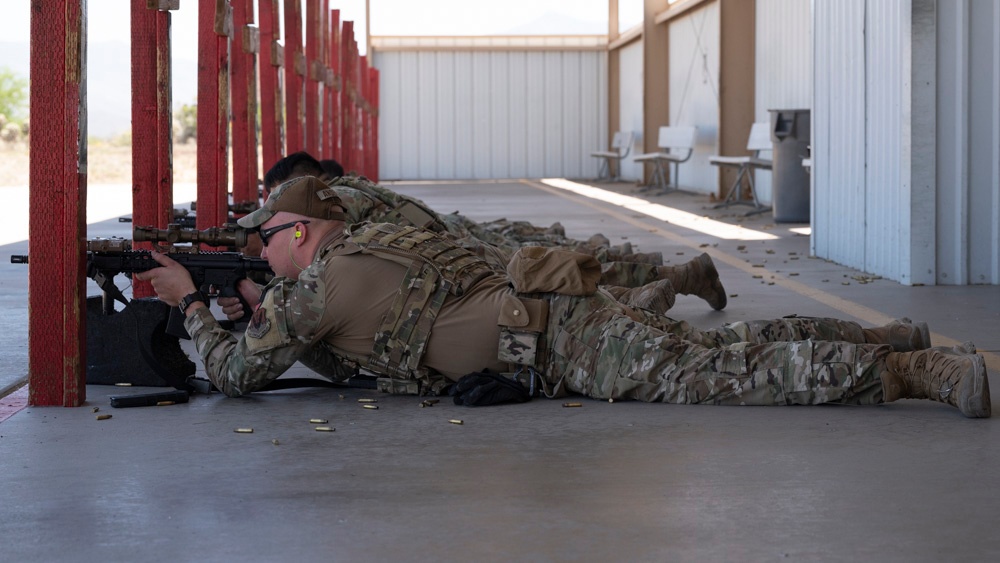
xmin=179 ymin=291 xmax=207 ymax=313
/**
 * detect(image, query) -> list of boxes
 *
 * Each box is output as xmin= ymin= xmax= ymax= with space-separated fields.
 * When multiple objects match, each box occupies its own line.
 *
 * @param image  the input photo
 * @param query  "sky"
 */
xmin=6 ymin=1 xmax=622 ymax=57
xmin=2 ymin=0 xmax=628 ymax=136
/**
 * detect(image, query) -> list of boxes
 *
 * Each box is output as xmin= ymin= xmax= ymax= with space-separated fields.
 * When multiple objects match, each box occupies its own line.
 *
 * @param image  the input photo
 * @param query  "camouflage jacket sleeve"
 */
xmin=183 ymin=271 xmax=341 ymax=397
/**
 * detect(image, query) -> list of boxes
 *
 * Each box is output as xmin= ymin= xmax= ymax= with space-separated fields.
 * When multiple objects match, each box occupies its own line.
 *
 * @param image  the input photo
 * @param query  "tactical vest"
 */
xmin=346 ymin=222 xmax=496 ymax=395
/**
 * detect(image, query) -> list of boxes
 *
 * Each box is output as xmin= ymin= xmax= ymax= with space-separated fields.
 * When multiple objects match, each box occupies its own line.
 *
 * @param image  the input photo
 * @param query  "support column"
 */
xmin=131 ymin=0 xmax=176 ymax=298
xmin=284 ymin=0 xmax=304 ymax=154
xmin=231 ymin=0 xmax=260 ymax=208
xmin=608 ymin=0 xmax=620 ymax=155
xmin=370 ymin=67 xmax=380 ymax=182
xmin=197 ymin=0 xmax=232 ymax=229
xmin=718 ymin=0 xmax=756 ymax=198
xmin=341 ymin=21 xmax=355 ymax=172
xmin=259 ymin=0 xmax=285 ymax=171
xmin=643 ymin=0 xmax=670 ymax=185
xmin=330 ymin=10 xmax=344 ymax=166
xmin=328 ymin=9 xmax=341 ymax=163
xmin=305 ymin=0 xmax=321 ymax=156
xmin=28 ymin=0 xmax=88 ymax=406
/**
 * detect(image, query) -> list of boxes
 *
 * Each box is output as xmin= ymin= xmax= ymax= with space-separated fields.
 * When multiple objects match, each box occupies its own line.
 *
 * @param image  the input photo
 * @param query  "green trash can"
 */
xmin=768 ymin=109 xmax=811 ymax=223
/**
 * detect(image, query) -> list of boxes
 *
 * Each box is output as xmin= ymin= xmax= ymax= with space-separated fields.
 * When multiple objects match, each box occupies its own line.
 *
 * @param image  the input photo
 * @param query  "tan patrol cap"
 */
xmin=237 ymin=176 xmax=347 ymax=229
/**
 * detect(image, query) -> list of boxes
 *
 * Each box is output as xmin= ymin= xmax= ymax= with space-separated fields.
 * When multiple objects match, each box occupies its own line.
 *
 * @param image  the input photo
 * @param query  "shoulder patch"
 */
xmin=245 ymin=284 xmax=292 ymax=355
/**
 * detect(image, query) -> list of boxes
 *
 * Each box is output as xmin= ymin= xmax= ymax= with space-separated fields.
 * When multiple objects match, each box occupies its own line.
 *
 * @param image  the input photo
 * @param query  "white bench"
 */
xmin=590 ymin=131 xmax=635 ymax=181
xmin=633 ymin=126 xmax=697 ymax=194
xmin=710 ymin=122 xmax=772 ymax=214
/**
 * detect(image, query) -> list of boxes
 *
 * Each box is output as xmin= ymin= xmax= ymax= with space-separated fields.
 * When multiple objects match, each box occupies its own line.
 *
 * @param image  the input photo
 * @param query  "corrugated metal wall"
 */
xmin=668 ymin=1 xmax=720 ymax=194
xmin=814 ymin=0 xmax=999 ymax=286
xmin=813 ymin=0 xmax=867 ymax=268
xmin=618 ymin=39 xmax=644 ymax=181
xmin=375 ymin=47 xmax=607 ymax=180
xmin=936 ymin=0 xmax=1000 ymax=285
xmin=754 ymin=0 xmax=812 ymax=204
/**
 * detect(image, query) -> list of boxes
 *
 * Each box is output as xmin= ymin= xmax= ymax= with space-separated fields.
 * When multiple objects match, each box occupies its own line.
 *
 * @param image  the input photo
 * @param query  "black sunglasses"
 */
xmin=258 ymin=220 xmax=310 ymax=246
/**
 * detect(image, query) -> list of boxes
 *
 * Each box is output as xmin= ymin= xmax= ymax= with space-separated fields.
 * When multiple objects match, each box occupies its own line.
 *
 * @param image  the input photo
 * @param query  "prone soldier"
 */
xmin=135 ymin=177 xmax=991 ymax=418
xmin=260 ymin=152 xmax=728 ymax=312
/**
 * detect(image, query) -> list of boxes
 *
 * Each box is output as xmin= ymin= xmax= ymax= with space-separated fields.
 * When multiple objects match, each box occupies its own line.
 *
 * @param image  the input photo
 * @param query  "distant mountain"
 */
xmin=501 ymin=12 xmax=606 ymax=35
xmin=0 ymin=41 xmax=197 ymax=139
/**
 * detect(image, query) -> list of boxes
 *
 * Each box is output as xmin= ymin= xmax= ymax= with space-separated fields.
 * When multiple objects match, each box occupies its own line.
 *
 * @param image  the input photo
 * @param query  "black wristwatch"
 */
xmin=178 ymin=291 xmax=208 ymax=314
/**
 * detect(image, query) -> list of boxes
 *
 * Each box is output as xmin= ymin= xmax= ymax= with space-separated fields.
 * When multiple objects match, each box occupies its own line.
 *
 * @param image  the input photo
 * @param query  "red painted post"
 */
xmin=371 ymin=68 xmax=380 ymax=182
xmin=284 ymin=0 xmax=304 ymax=154
xmin=259 ymin=0 xmax=285 ymax=172
xmin=326 ymin=9 xmax=341 ymax=163
xmin=340 ymin=21 xmax=354 ymax=172
xmin=28 ymin=0 xmax=88 ymax=406
xmin=304 ymin=0 xmax=320 ymax=156
xmin=156 ymin=7 xmax=174 ymax=226
xmin=231 ymin=0 xmax=259 ymax=207
xmin=131 ymin=0 xmax=176 ymax=299
xmin=359 ymin=55 xmax=369 ymax=177
xmin=197 ymin=0 xmax=231 ymax=230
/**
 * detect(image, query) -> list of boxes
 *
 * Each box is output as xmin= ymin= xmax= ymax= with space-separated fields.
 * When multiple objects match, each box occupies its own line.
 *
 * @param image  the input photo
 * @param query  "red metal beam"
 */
xmin=340 ymin=21 xmax=354 ymax=172
xmin=231 ymin=0 xmax=259 ymax=208
xmin=131 ymin=0 xmax=158 ymax=297
xmin=28 ymin=0 xmax=88 ymax=406
xmin=325 ymin=9 xmax=341 ymax=162
xmin=259 ymin=0 xmax=285 ymax=172
xmin=330 ymin=10 xmax=344 ymax=164
xmin=284 ymin=0 xmax=304 ymax=154
xmin=197 ymin=0 xmax=231 ymax=230
xmin=304 ymin=0 xmax=320 ymax=156
xmin=156 ymin=8 xmax=173 ymax=227
xmin=131 ymin=0 xmax=175 ymax=298
xmin=371 ymin=68 xmax=380 ymax=182
xmin=359 ymin=54 xmax=369 ymax=177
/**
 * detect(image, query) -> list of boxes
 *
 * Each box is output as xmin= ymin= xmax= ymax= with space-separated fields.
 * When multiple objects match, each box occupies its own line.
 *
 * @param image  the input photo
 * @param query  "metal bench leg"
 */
xmin=742 ymin=168 xmax=771 ymax=216
xmin=713 ymin=164 xmax=749 ymax=208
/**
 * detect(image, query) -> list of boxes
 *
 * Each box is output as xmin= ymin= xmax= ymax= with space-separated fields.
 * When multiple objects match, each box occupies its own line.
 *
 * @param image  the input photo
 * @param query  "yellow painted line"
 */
xmin=520 ymin=179 xmax=1000 ymax=372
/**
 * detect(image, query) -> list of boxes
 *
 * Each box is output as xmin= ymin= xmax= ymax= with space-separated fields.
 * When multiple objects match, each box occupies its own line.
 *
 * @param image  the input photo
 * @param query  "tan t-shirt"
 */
xmin=320 ymin=251 xmax=510 ymax=380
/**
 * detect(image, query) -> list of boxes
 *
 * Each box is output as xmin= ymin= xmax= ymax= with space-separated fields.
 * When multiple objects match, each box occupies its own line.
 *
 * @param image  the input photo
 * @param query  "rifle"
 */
xmin=133 ymin=223 xmax=249 ymax=248
xmin=11 ymin=235 xmax=272 ymax=340
xmin=119 ymin=208 xmax=198 ymax=229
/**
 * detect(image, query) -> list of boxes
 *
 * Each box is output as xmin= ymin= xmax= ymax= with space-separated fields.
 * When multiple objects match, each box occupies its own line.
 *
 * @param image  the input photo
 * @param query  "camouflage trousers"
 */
xmin=533 ymin=290 xmax=890 ymax=406
xmin=599 ymin=262 xmax=662 ymax=288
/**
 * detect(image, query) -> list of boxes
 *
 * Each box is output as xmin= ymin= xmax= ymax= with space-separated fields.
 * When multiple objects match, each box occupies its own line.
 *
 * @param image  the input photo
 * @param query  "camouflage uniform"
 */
xmin=517 ymin=289 xmax=890 ymax=404
xmin=187 ymin=220 xmax=890 ymax=405
xmin=322 ymin=175 xmax=664 ymax=288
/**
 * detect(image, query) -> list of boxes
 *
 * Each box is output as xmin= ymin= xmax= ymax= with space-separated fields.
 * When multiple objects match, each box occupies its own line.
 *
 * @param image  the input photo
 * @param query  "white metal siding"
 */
xmin=618 ymin=39 xmax=644 ymax=181
xmin=864 ymin=0 xmax=907 ymax=280
xmin=373 ymin=48 xmax=607 ymax=180
xmin=813 ymin=0 xmax=999 ymax=286
xmin=936 ymin=0 xmax=1000 ymax=285
xmin=754 ymin=0 xmax=812 ymax=204
xmin=668 ymin=1 xmax=720 ymax=194
xmin=812 ymin=0 xmax=867 ymax=267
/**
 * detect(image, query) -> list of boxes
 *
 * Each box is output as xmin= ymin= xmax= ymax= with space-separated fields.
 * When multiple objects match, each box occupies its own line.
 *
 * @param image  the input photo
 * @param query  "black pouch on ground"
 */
xmin=451 ymin=369 xmax=531 ymax=406
xmin=86 ymin=296 xmax=196 ymax=389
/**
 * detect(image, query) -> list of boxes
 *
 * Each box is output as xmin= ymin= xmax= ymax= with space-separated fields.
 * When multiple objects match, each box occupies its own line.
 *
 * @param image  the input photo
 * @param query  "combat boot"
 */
xmin=862 ymin=318 xmax=931 ymax=351
xmin=882 ymin=347 xmax=991 ymax=418
xmin=605 ymin=279 xmax=677 ymax=315
xmin=656 ymin=253 xmax=727 ymax=310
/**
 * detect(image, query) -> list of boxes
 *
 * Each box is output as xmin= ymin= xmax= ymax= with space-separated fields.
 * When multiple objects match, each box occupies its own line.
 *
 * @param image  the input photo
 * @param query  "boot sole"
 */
xmin=958 ymin=353 xmax=991 ymax=418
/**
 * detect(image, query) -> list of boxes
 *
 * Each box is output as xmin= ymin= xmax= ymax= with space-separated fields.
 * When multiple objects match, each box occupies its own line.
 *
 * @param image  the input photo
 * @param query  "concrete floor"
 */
xmin=1 ymin=179 xmax=999 ymax=562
